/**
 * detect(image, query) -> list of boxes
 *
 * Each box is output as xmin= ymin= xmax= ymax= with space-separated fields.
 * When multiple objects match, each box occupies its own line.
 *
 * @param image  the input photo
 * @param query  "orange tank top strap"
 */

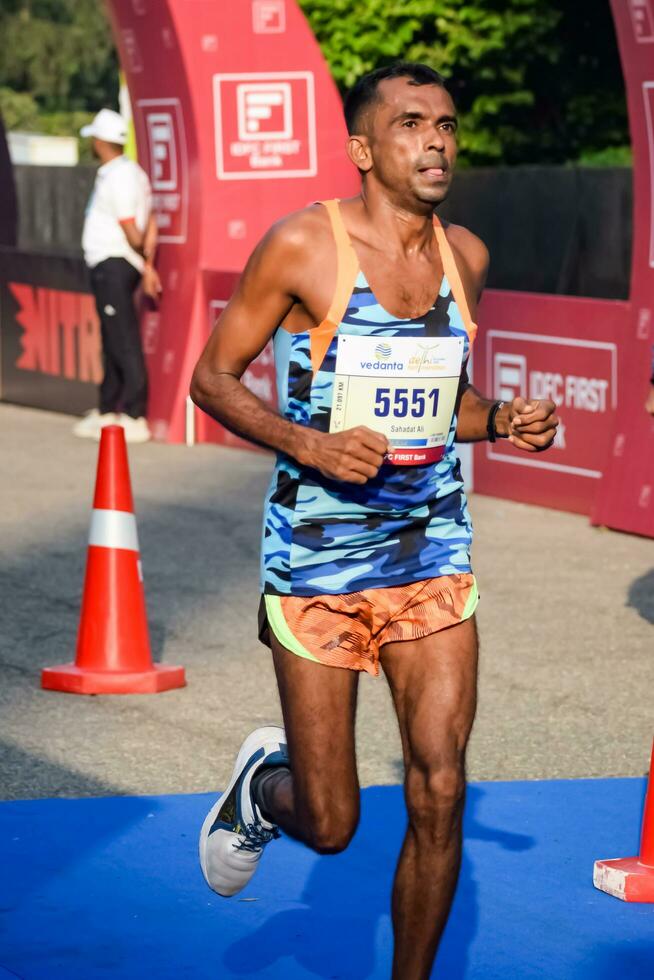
xmin=432 ymin=215 xmax=478 ymax=347
xmin=310 ymin=199 xmax=360 ymax=375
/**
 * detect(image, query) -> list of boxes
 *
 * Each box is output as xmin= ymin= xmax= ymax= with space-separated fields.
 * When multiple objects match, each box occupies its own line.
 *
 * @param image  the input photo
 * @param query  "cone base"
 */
xmin=593 ymin=857 xmax=654 ymax=902
xmin=41 ymin=663 xmax=186 ymax=695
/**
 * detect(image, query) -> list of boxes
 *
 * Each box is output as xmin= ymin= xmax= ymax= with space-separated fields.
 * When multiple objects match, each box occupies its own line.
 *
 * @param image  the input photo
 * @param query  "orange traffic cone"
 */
xmin=594 ymin=738 xmax=654 ymax=901
xmin=42 ymin=425 xmax=186 ymax=694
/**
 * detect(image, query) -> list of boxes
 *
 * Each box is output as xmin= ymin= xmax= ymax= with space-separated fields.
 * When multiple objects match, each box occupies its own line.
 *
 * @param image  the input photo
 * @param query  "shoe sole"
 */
xmin=198 ymin=724 xmax=285 ymax=894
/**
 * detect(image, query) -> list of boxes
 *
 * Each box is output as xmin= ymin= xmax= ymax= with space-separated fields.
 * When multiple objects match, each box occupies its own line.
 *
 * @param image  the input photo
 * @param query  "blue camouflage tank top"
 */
xmin=261 ymin=199 xmax=477 ymax=597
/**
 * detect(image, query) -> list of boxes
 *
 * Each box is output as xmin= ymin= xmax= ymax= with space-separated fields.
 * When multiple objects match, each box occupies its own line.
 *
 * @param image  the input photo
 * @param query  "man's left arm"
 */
xmin=449 ymin=226 xmax=559 ymax=452
xmin=115 ymin=177 xmax=162 ymax=300
xmin=111 ymin=167 xmax=148 ymax=255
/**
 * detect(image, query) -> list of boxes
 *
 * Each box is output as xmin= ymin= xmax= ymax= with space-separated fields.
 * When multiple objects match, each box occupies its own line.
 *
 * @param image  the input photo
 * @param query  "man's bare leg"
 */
xmin=380 ymin=616 xmax=479 ymax=980
xmin=254 ymin=639 xmax=361 ymax=853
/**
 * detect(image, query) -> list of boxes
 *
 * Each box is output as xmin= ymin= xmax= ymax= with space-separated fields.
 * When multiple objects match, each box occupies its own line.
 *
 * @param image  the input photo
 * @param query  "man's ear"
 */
xmin=346 ymin=135 xmax=373 ymax=174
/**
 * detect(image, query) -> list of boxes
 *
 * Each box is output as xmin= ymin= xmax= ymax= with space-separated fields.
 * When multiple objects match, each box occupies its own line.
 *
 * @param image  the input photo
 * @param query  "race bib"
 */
xmin=330 ymin=335 xmax=464 ymax=465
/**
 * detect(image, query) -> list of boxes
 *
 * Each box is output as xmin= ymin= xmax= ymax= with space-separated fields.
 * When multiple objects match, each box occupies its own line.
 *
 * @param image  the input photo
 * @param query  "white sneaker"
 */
xmin=199 ymin=726 xmax=288 ymax=898
xmin=115 ymin=414 xmax=152 ymax=443
xmin=72 ymin=409 xmax=117 ymax=439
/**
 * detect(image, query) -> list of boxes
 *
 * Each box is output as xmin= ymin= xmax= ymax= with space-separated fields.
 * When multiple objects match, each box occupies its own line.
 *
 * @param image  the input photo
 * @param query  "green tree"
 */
xmin=298 ymin=0 xmax=629 ymax=166
xmin=0 ymin=0 xmax=117 ymax=124
xmin=0 ymin=0 xmax=630 ymax=165
xmin=0 ymin=87 xmax=39 ymax=130
xmin=528 ymin=1 xmax=629 ymax=165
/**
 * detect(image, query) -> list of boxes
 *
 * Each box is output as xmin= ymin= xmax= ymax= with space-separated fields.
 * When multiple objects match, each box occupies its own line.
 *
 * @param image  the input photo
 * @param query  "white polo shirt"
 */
xmin=82 ymin=156 xmax=152 ymax=272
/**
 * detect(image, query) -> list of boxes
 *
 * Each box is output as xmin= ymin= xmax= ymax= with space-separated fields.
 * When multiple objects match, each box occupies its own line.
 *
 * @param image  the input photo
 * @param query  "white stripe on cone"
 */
xmin=88 ymin=509 xmax=139 ymax=552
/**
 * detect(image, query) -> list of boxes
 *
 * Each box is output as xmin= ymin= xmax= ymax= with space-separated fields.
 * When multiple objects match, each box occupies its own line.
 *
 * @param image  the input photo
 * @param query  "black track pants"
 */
xmin=89 ymin=257 xmax=147 ymax=418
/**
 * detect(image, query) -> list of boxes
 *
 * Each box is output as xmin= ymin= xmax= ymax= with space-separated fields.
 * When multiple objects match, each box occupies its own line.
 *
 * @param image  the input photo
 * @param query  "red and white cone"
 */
xmin=41 ymin=426 xmax=186 ymax=694
xmin=594 ymin=739 xmax=654 ymax=902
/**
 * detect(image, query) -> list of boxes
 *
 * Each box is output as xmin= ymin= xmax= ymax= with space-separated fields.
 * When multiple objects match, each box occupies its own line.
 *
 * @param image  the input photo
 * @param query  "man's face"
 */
xmin=355 ymin=77 xmax=458 ymax=208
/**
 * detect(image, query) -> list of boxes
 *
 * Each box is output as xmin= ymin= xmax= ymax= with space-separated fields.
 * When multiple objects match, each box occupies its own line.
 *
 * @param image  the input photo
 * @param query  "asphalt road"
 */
xmin=1 ymin=403 xmax=652 ymax=800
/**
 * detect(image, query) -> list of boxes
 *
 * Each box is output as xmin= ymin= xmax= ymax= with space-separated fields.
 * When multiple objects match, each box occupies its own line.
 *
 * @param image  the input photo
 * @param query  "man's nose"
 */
xmin=425 ymin=126 xmax=446 ymax=152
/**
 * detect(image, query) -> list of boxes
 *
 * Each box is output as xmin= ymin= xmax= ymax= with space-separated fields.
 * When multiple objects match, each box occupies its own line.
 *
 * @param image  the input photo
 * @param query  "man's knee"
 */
xmin=304 ymin=798 xmax=360 ymax=855
xmin=405 ymin=759 xmax=466 ymax=842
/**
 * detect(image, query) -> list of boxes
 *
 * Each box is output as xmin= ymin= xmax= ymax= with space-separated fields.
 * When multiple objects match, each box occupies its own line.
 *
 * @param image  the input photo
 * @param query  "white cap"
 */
xmin=80 ymin=109 xmax=127 ymax=145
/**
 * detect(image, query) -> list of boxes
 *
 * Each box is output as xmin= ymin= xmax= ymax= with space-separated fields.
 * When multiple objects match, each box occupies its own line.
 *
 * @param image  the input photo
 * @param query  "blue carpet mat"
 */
xmin=0 ymin=779 xmax=652 ymax=979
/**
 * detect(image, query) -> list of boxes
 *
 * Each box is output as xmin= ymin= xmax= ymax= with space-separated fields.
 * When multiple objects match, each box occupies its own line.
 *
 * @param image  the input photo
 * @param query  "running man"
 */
xmin=192 ymin=63 xmax=558 ymax=978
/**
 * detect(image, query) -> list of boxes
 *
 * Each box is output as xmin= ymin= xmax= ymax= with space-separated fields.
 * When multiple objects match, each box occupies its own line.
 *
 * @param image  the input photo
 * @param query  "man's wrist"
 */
xmin=491 ymin=401 xmax=511 ymax=439
xmin=285 ymin=423 xmax=321 ymax=467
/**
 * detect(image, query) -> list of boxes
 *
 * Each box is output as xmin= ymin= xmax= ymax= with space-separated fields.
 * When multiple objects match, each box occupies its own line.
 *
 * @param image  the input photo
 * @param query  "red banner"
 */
xmin=473 ymin=292 xmax=627 ymax=515
xmin=0 ymin=251 xmax=103 ymax=415
xmin=11 ymin=283 xmax=101 ymax=383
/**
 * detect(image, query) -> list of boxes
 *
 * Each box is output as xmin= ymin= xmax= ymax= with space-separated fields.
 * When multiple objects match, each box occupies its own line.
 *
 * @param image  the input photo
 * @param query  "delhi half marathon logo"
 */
xmin=408 ymin=342 xmax=445 ymax=373
xmin=375 ymin=343 xmax=392 ymax=359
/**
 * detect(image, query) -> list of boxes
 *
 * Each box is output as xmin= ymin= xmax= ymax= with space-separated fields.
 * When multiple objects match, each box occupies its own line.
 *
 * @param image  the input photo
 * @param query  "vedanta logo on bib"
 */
xmin=359 ymin=360 xmax=405 ymax=371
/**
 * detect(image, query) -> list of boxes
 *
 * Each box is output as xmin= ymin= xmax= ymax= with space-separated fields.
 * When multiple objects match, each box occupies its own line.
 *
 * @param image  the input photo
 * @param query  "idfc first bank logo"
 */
xmin=138 ymin=98 xmax=189 ymax=244
xmin=214 ymin=72 xmax=317 ymax=180
xmin=488 ymin=332 xmax=617 ymax=475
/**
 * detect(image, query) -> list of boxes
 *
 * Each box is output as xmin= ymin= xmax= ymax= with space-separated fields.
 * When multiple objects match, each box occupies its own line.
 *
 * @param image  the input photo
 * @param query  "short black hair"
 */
xmin=344 ymin=62 xmax=447 ymax=135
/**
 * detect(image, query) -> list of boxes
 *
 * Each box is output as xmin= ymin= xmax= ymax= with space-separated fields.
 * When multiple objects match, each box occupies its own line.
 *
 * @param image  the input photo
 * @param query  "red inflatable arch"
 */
xmin=594 ymin=1 xmax=654 ymax=536
xmin=107 ymin=0 xmax=652 ymax=537
xmin=105 ymin=0 xmax=357 ymax=450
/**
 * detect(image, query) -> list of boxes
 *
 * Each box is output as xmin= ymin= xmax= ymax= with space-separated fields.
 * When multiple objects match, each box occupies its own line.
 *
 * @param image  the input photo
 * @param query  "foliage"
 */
xmin=531 ymin=2 xmax=629 ymax=166
xmin=0 ymin=87 xmax=39 ymax=130
xmin=298 ymin=0 xmax=630 ymax=166
xmin=0 ymin=0 xmax=631 ymax=167
xmin=0 ymin=0 xmax=117 ymax=128
xmin=577 ymin=145 xmax=632 ymax=168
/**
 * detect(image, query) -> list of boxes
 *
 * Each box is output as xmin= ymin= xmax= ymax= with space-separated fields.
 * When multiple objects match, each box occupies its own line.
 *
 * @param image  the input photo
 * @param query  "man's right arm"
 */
xmin=190 ymin=216 xmax=387 ymax=484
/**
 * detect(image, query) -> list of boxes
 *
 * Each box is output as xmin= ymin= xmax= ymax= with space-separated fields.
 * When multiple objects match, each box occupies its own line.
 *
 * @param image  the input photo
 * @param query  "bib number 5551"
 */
xmin=374 ymin=387 xmax=440 ymax=419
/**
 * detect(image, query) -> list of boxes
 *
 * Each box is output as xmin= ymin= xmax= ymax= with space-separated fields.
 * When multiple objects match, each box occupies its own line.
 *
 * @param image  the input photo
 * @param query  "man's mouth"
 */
xmin=418 ymin=163 xmax=448 ymax=178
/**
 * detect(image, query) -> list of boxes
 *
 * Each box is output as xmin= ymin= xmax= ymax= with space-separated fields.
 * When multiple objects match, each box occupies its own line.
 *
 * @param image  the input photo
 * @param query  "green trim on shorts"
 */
xmin=461 ymin=576 xmax=479 ymax=621
xmin=264 ymin=594 xmax=321 ymax=663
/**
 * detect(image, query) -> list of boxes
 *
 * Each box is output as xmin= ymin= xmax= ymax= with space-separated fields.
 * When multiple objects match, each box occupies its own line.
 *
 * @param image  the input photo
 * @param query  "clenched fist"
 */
xmin=508 ymin=397 xmax=559 ymax=452
xmin=299 ymin=426 xmax=389 ymax=484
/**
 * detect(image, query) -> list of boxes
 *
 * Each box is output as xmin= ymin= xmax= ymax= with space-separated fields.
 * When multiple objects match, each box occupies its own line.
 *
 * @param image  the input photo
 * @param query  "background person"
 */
xmin=73 ymin=108 xmax=161 ymax=443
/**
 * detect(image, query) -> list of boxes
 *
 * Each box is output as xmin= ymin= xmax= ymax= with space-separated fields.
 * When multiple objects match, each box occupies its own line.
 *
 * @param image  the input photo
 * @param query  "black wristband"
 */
xmin=487 ymin=401 xmax=504 ymax=443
